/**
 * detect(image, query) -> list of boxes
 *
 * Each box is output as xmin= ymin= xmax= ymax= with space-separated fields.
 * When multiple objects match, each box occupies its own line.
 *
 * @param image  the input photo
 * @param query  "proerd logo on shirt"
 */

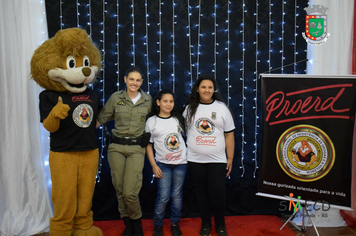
xmin=73 ymin=104 xmax=94 ymax=128
xmin=196 ymin=136 xmax=217 ymax=146
xmin=165 ymin=150 xmax=183 ymax=161
xmin=165 ymin=133 xmax=180 ymax=151
xmin=72 ymin=95 xmax=92 ymax=103
xmin=195 ymin=118 xmax=215 ymax=135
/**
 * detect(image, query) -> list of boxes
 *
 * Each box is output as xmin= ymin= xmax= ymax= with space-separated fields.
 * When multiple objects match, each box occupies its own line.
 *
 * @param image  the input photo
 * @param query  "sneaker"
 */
xmin=200 ymin=222 xmax=211 ymax=236
xmin=215 ymin=224 xmax=228 ymax=236
xmin=171 ymin=224 xmax=182 ymax=236
xmin=153 ymin=226 xmax=163 ymax=236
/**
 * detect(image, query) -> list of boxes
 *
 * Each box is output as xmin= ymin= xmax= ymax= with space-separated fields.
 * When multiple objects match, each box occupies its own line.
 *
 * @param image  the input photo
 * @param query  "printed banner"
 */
xmin=258 ymin=74 xmax=356 ymax=209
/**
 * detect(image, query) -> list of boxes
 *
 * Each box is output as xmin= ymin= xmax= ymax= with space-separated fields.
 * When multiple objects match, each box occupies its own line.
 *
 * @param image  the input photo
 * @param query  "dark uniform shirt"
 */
xmin=39 ymin=89 xmax=100 ymax=152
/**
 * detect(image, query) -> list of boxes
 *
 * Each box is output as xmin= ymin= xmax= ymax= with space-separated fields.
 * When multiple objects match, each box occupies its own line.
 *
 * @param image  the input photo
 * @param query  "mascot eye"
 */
xmin=83 ymin=56 xmax=90 ymax=67
xmin=66 ymin=55 xmax=76 ymax=68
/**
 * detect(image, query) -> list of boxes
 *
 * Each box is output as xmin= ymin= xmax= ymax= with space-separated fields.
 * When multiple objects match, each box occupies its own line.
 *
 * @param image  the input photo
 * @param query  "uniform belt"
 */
xmin=111 ymin=136 xmax=142 ymax=146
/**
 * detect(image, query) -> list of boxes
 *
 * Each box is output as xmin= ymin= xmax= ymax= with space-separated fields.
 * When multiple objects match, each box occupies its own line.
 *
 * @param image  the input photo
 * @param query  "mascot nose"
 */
xmin=82 ymin=67 xmax=91 ymax=76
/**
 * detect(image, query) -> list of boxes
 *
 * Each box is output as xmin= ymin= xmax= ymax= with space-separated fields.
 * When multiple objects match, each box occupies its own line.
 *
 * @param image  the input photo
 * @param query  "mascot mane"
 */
xmin=31 ymin=28 xmax=101 ymax=93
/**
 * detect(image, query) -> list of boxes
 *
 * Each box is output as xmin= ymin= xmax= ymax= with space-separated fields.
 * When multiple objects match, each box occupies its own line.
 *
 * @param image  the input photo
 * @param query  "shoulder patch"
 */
xmin=140 ymin=115 xmax=146 ymax=123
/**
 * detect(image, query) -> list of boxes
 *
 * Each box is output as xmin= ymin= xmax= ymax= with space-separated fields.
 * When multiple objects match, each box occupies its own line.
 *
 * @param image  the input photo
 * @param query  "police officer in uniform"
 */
xmin=96 ymin=67 xmax=152 ymax=236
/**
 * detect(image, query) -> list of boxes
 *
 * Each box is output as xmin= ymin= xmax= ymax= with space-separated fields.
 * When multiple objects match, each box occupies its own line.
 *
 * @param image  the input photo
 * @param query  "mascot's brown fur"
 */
xmin=31 ymin=28 xmax=103 ymax=236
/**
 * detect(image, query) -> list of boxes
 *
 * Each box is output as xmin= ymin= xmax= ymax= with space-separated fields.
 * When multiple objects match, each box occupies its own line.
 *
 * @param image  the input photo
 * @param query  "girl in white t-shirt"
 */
xmin=145 ymin=89 xmax=187 ymax=236
xmin=182 ymin=75 xmax=235 ymax=236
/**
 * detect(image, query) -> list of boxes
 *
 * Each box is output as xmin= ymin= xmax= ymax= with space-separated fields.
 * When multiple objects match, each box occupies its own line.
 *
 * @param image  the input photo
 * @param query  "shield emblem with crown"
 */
xmin=302 ymin=4 xmax=330 ymax=45
xmin=306 ymin=15 xmax=327 ymax=40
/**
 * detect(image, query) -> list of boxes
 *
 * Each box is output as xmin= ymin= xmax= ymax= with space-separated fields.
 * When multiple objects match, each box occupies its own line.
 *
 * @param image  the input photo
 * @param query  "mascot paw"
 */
xmin=71 ymin=226 xmax=103 ymax=236
xmin=53 ymin=96 xmax=70 ymax=119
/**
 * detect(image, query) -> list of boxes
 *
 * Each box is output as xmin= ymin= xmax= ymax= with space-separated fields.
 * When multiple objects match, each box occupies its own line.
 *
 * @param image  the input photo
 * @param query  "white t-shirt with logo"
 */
xmin=145 ymin=115 xmax=188 ymax=164
xmin=183 ymin=100 xmax=235 ymax=163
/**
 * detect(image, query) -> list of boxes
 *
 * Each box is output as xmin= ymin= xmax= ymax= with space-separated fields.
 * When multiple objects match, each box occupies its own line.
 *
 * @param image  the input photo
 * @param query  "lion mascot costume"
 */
xmin=30 ymin=28 xmax=103 ymax=236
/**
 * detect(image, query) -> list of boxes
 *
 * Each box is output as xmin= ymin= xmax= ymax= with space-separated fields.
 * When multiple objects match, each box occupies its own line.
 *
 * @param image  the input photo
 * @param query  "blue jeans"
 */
xmin=154 ymin=162 xmax=188 ymax=226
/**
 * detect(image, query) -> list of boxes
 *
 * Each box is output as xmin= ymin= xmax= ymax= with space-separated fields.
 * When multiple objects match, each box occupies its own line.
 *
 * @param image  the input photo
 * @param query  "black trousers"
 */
xmin=189 ymin=162 xmax=227 ymax=226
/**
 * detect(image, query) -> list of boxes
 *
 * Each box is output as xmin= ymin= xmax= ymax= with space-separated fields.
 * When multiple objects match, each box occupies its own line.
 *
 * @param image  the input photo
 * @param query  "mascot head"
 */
xmin=31 ymin=28 xmax=101 ymax=93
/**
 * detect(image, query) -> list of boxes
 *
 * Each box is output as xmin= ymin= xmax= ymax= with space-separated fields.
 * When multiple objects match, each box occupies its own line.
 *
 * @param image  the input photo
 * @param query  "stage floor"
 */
xmin=30 ymin=218 xmax=356 ymax=236
xmin=31 ymin=226 xmax=356 ymax=236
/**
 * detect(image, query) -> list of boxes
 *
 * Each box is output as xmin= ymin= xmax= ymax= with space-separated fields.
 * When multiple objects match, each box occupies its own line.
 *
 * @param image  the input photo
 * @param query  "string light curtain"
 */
xmin=45 ymin=0 xmax=307 ymax=218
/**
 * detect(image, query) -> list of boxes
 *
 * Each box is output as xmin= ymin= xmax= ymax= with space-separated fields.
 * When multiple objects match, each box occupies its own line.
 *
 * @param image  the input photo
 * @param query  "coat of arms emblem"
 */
xmin=302 ymin=4 xmax=330 ymax=45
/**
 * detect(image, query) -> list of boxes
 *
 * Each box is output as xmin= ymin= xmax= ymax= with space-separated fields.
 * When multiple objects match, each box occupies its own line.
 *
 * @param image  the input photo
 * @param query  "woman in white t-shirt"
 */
xmin=182 ymin=75 xmax=235 ymax=236
xmin=146 ymin=89 xmax=188 ymax=236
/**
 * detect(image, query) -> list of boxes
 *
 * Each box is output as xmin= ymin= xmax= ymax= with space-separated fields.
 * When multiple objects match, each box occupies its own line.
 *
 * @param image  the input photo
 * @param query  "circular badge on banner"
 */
xmin=72 ymin=104 xmax=94 ymax=128
xmin=276 ymin=125 xmax=335 ymax=182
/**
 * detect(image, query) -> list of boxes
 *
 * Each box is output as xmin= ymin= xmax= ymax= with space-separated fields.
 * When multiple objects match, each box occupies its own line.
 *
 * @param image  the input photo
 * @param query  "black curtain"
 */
xmin=45 ymin=0 xmax=308 ymax=220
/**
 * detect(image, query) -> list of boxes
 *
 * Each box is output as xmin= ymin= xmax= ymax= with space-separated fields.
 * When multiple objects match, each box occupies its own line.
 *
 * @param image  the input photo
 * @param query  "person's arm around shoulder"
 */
xmin=146 ymin=143 xmax=163 ymax=178
xmin=224 ymin=131 xmax=234 ymax=177
xmin=96 ymin=92 xmax=119 ymax=127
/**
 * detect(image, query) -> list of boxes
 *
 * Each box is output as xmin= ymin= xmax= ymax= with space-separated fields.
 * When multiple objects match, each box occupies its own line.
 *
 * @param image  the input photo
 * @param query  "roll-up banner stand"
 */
xmin=257 ymin=74 xmax=356 ymax=211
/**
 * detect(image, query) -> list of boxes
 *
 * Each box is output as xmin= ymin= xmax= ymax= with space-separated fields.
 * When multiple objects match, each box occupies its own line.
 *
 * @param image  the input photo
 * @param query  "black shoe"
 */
xmin=171 ymin=224 xmax=182 ymax=236
xmin=200 ymin=222 xmax=211 ymax=236
xmin=132 ymin=218 xmax=144 ymax=236
xmin=215 ymin=224 xmax=228 ymax=236
xmin=122 ymin=217 xmax=133 ymax=236
xmin=153 ymin=226 xmax=163 ymax=236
